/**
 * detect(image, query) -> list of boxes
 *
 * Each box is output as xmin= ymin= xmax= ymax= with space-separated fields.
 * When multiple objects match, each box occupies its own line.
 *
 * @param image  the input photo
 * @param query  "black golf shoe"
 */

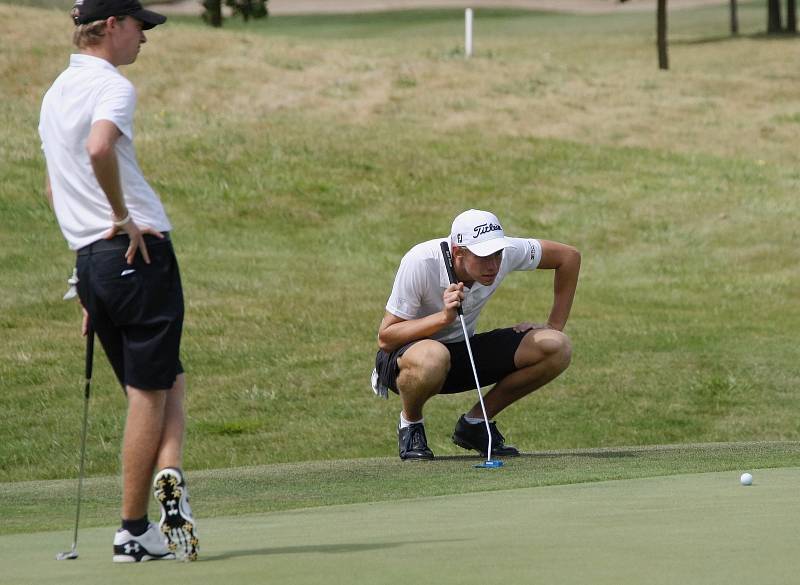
xmin=398 ymin=422 xmax=434 ymax=460
xmin=452 ymin=415 xmax=520 ymax=457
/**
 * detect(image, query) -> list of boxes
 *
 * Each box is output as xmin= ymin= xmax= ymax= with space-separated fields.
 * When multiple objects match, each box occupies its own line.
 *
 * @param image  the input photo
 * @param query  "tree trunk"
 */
xmin=657 ymin=0 xmax=669 ymax=70
xmin=788 ymin=0 xmax=797 ymax=32
xmin=730 ymin=0 xmax=739 ymax=34
xmin=768 ymin=0 xmax=783 ymax=33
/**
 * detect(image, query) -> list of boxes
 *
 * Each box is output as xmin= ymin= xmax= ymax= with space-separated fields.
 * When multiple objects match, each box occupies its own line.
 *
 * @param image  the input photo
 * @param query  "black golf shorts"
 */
xmin=76 ymin=233 xmax=184 ymax=391
xmin=374 ymin=327 xmax=527 ymax=395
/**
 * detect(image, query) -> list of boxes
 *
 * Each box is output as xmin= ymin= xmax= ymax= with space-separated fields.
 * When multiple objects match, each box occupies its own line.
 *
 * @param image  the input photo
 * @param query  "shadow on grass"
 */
xmin=435 ymin=449 xmax=639 ymax=462
xmin=527 ymin=450 xmax=638 ymax=460
xmin=202 ymin=538 xmax=468 ymax=561
xmin=429 ymin=454 xmax=486 ymax=462
xmin=672 ymin=31 xmax=799 ymax=46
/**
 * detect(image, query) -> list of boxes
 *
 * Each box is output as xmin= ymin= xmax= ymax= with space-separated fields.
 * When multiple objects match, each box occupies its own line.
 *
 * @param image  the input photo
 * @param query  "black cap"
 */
xmin=71 ymin=0 xmax=167 ymax=30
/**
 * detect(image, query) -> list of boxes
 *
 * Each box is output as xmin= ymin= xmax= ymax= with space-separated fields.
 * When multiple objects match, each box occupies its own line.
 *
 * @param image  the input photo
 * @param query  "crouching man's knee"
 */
xmin=518 ymin=329 xmax=572 ymax=373
xmin=397 ymin=340 xmax=451 ymax=389
xmin=542 ymin=330 xmax=572 ymax=372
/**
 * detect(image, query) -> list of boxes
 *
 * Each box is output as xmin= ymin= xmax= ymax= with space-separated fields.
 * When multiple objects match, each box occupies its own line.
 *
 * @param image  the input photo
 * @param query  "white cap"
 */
xmin=450 ymin=209 xmax=513 ymax=257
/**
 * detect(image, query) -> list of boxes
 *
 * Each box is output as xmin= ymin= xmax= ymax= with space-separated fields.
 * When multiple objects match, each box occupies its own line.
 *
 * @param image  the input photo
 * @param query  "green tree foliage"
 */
xmin=202 ymin=0 xmax=268 ymax=28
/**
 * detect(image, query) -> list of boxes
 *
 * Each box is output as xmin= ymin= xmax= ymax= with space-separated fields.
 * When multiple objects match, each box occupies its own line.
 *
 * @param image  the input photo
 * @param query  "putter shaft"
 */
xmin=58 ymin=329 xmax=93 ymax=561
xmin=456 ymin=314 xmax=494 ymax=462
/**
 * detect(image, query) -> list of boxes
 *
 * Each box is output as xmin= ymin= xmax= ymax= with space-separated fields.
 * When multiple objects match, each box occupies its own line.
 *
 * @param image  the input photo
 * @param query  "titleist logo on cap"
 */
xmin=472 ymin=222 xmax=502 ymax=239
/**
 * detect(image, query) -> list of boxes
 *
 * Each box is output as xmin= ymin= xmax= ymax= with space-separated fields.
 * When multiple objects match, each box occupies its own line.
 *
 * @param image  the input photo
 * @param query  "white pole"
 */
xmin=465 ymin=8 xmax=473 ymax=58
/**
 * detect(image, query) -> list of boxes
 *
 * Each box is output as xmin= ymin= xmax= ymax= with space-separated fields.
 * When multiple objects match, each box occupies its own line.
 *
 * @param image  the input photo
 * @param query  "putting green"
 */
xmin=2 ymin=468 xmax=797 ymax=585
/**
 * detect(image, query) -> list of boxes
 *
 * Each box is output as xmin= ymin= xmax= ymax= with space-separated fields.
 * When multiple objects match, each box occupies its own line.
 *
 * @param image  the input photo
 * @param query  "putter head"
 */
xmin=474 ymin=459 xmax=503 ymax=469
xmin=56 ymin=550 xmax=79 ymax=560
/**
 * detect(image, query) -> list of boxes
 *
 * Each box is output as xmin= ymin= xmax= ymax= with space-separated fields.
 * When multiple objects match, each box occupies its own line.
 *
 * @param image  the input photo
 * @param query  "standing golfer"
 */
xmin=372 ymin=209 xmax=580 ymax=460
xmin=39 ymin=0 xmax=198 ymax=562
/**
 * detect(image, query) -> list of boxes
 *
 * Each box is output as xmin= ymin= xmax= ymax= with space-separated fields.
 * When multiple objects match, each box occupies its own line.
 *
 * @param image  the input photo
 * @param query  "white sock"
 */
xmin=399 ymin=412 xmax=423 ymax=429
xmin=464 ymin=414 xmax=485 ymax=425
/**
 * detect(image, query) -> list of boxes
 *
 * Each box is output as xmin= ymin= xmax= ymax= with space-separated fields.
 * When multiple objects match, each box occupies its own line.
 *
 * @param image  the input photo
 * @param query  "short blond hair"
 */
xmin=71 ymin=10 xmax=126 ymax=48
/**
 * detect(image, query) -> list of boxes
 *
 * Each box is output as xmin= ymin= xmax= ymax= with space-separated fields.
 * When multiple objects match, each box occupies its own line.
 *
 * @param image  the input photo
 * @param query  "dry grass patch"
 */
xmin=6 ymin=4 xmax=799 ymax=164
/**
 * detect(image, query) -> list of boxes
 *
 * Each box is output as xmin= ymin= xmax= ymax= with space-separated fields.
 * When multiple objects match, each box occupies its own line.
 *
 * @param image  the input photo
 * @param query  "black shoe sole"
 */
xmin=112 ymin=550 xmax=176 ymax=563
xmin=154 ymin=473 xmax=199 ymax=561
xmin=400 ymin=454 xmax=435 ymax=461
xmin=452 ymin=435 xmax=520 ymax=457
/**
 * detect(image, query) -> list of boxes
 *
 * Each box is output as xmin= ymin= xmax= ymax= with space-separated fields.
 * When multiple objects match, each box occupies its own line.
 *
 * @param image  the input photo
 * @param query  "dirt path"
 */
xmin=149 ymin=0 xmax=731 ymax=17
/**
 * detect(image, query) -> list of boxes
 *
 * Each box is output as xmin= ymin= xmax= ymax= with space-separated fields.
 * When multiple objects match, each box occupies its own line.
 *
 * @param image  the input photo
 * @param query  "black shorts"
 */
xmin=76 ymin=233 xmax=184 ymax=391
xmin=374 ymin=327 xmax=527 ymax=395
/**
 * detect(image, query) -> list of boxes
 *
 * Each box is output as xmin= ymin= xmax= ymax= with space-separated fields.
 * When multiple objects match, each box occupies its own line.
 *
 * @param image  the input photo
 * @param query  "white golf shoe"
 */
xmin=112 ymin=522 xmax=175 ymax=563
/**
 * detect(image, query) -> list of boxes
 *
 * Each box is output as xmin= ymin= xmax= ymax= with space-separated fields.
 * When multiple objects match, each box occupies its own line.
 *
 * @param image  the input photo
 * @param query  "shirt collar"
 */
xmin=70 ymin=53 xmax=118 ymax=73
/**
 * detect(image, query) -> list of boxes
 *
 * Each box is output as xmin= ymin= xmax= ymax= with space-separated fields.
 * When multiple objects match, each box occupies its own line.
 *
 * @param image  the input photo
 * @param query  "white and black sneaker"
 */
xmin=112 ymin=522 xmax=176 ymax=563
xmin=153 ymin=467 xmax=199 ymax=561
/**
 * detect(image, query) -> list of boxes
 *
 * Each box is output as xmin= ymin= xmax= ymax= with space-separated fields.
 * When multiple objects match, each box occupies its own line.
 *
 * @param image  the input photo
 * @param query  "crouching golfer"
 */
xmin=372 ymin=209 xmax=581 ymax=460
xmin=39 ymin=0 xmax=198 ymax=561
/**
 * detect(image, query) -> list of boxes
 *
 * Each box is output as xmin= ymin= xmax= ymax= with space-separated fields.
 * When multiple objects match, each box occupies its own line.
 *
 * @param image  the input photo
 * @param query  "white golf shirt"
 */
xmin=385 ymin=237 xmax=543 ymax=343
xmin=39 ymin=54 xmax=171 ymax=250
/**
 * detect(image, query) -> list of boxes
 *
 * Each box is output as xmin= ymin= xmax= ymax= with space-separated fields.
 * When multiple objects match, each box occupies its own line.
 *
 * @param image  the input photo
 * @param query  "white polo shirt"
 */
xmin=39 ymin=54 xmax=171 ymax=250
xmin=385 ymin=237 xmax=543 ymax=343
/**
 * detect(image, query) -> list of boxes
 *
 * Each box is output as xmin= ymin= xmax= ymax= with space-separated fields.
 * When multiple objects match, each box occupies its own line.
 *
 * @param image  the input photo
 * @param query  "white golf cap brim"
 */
xmin=465 ymin=236 xmax=513 ymax=257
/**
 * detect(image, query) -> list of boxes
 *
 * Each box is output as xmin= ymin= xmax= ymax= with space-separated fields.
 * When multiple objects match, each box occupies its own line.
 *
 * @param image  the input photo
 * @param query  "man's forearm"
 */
xmin=89 ymin=149 xmax=128 ymax=219
xmin=86 ymin=120 xmax=127 ymax=219
xmin=378 ymin=312 xmax=452 ymax=352
xmin=547 ymin=251 xmax=581 ymax=330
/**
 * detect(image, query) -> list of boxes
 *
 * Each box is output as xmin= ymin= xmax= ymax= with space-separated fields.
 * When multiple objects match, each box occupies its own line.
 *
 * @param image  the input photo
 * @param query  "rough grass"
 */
xmin=1 ymin=3 xmax=799 ymax=482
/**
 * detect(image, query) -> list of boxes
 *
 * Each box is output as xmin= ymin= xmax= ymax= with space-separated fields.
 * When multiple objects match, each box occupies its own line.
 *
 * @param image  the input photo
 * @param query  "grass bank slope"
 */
xmin=1 ymin=4 xmax=798 ymax=481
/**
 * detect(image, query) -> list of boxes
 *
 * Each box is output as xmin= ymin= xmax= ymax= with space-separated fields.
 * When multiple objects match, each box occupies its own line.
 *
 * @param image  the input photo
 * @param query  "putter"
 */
xmin=440 ymin=241 xmax=503 ymax=469
xmin=56 ymin=326 xmax=94 ymax=561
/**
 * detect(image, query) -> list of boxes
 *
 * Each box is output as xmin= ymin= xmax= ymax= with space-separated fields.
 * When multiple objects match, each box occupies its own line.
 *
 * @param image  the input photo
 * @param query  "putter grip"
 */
xmin=84 ymin=326 xmax=94 ymax=384
xmin=440 ymin=241 xmax=464 ymax=316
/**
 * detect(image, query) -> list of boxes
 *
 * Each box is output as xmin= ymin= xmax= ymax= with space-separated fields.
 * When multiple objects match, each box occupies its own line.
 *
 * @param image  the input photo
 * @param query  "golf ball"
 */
xmin=740 ymin=472 xmax=753 ymax=486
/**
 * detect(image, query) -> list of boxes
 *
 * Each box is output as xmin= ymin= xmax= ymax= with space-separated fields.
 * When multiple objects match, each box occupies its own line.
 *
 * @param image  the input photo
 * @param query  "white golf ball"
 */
xmin=740 ymin=472 xmax=753 ymax=486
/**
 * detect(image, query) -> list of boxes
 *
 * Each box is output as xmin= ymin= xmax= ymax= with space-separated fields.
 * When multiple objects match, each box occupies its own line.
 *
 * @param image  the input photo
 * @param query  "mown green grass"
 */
xmin=4 ymin=465 xmax=800 ymax=585
xmin=2 ymin=441 xmax=798 ymax=536
xmin=1 ymin=3 xmax=799 ymax=483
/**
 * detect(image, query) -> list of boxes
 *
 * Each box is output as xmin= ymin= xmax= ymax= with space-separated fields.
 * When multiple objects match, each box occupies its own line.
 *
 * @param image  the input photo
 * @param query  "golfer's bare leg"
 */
xmin=396 ymin=340 xmax=450 ymax=421
xmin=469 ymin=329 xmax=572 ymax=420
xmin=121 ymin=387 xmax=167 ymax=519
xmin=155 ymin=373 xmax=185 ymax=471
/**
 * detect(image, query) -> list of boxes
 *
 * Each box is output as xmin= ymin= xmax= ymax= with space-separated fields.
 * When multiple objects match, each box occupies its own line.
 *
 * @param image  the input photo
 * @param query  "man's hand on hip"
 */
xmin=104 ymin=219 xmax=164 ymax=265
